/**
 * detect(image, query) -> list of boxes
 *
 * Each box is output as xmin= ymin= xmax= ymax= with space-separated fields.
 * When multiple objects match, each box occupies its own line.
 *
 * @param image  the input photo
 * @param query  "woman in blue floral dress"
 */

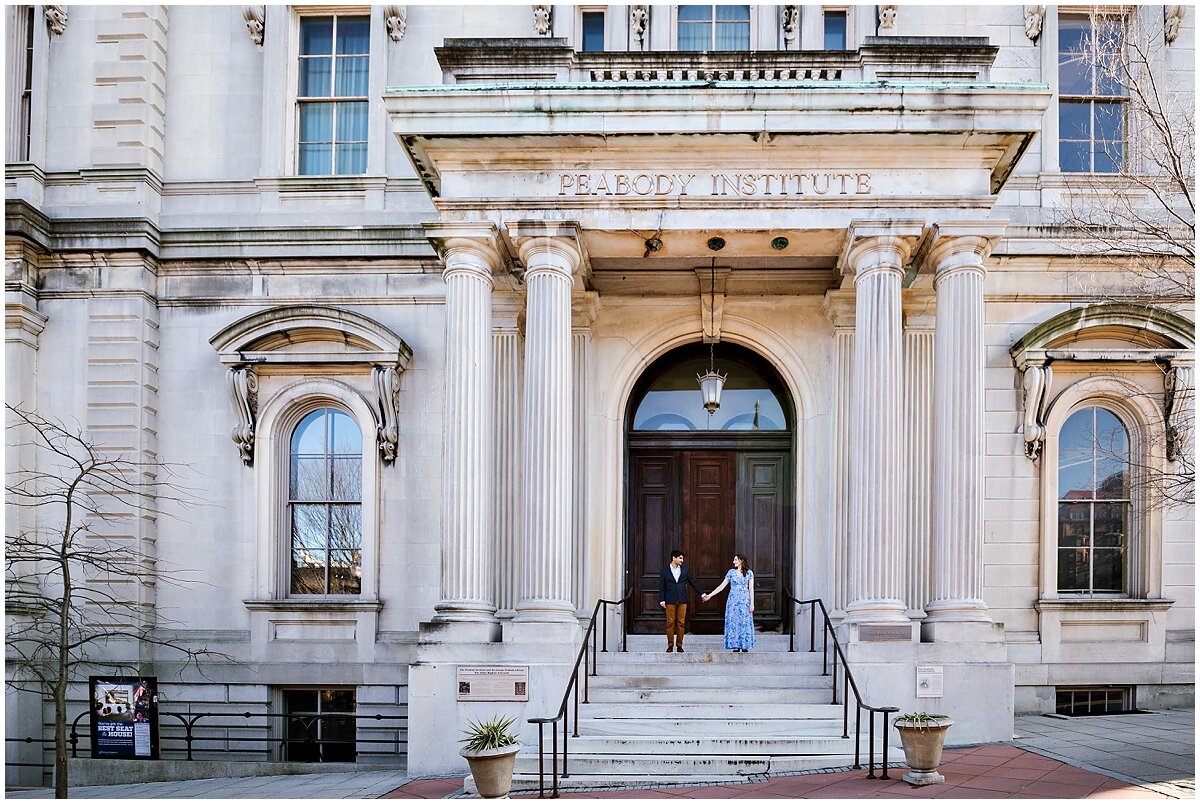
xmin=703 ymin=555 xmax=755 ymax=652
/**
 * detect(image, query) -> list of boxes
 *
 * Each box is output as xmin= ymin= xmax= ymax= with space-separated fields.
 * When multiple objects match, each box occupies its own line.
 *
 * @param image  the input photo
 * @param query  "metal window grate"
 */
xmin=1055 ymin=685 xmax=1137 ymax=716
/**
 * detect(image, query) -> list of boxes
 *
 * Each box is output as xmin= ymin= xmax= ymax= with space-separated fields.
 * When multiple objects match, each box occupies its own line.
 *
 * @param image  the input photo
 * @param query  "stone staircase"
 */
xmin=472 ymin=634 xmax=883 ymax=793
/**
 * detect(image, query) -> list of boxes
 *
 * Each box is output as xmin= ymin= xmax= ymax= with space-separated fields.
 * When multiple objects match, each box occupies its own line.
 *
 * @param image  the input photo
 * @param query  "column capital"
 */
xmin=838 ymin=220 xmax=926 ymax=279
xmin=506 ymin=220 xmax=587 ymax=280
xmin=923 ymin=220 xmax=1008 ymax=280
xmin=424 ymin=221 xmax=507 ymax=281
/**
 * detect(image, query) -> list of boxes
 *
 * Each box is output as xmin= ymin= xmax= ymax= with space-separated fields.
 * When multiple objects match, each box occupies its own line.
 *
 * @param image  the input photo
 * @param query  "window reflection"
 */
xmin=289 ymin=408 xmax=363 ymax=594
xmin=632 ymin=350 xmax=787 ymax=432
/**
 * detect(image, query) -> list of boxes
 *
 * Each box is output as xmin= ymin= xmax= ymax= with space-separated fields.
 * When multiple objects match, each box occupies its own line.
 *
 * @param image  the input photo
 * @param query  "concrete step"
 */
xmin=585 ymin=687 xmax=836 ymax=704
xmin=511 ymin=750 xmax=869 ymax=777
xmin=576 ymin=717 xmax=853 ymax=737
xmin=593 ymin=662 xmax=829 ymax=677
xmin=575 ymin=702 xmax=845 ymax=719
xmin=531 ymin=735 xmax=873 ymax=755
xmin=587 ymin=674 xmax=833 ymax=689
xmin=600 ymin=649 xmax=828 ymax=664
xmin=623 ymin=634 xmax=803 ymax=653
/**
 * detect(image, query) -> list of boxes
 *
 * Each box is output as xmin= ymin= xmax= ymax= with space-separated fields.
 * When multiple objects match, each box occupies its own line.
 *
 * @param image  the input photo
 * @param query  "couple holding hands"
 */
xmin=658 ymin=549 xmax=755 ymax=653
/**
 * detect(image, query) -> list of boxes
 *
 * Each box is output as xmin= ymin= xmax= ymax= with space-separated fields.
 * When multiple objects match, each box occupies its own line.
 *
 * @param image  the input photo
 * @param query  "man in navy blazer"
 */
xmin=659 ymin=549 xmax=705 ymax=653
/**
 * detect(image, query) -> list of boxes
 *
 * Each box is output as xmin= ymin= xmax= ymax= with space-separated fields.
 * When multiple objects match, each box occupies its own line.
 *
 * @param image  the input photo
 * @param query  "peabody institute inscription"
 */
xmin=558 ymin=171 xmax=874 ymax=197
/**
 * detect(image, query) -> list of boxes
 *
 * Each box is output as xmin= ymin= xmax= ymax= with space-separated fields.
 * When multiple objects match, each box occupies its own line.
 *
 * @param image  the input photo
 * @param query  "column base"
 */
xmin=418 ymin=619 xmax=502 ymax=645
xmin=513 ymin=597 xmax=578 ymax=625
xmin=432 ymin=601 xmax=498 ymax=624
xmin=840 ymin=600 xmax=916 ymax=644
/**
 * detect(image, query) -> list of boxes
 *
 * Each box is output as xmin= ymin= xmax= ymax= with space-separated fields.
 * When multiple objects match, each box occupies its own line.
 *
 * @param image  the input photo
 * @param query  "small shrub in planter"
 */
xmin=459 ymin=715 xmax=521 ymax=799
xmin=893 ymin=712 xmax=953 ymax=786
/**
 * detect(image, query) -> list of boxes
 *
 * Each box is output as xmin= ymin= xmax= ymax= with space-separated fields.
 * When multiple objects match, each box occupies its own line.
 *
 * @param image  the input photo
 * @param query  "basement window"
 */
xmin=1055 ymin=685 xmax=1138 ymax=716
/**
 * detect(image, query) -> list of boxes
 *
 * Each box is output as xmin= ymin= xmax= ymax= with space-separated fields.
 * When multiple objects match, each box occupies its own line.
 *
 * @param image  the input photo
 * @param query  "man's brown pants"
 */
xmin=665 ymin=603 xmax=687 ymax=649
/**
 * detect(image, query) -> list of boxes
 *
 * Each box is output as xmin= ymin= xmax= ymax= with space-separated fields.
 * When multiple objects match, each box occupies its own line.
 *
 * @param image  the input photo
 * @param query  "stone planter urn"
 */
xmin=893 ymin=714 xmax=953 ymax=786
xmin=461 ymin=744 xmax=521 ymax=798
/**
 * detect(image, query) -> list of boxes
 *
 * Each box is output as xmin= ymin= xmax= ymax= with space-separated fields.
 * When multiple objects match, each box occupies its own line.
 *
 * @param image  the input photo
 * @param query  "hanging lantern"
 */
xmin=696 ymin=365 xmax=727 ymax=415
xmin=696 ymin=257 xmax=726 ymax=416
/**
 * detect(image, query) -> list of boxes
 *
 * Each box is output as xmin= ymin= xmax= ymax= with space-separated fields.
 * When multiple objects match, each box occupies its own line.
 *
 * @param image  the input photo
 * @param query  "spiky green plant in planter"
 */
xmin=459 ymin=715 xmax=519 ymax=753
xmin=459 ymin=715 xmax=521 ymax=799
xmin=893 ymin=712 xmax=953 ymax=786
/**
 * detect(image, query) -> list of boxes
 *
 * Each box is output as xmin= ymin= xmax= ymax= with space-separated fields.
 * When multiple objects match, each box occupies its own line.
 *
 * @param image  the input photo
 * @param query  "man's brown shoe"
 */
xmin=676 ymin=646 xmax=685 ymax=653
xmin=665 ymin=646 xmax=674 ymax=652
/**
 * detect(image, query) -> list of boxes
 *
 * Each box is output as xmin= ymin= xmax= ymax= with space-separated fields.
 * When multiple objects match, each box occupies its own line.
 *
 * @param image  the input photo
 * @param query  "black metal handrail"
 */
xmin=782 ymin=589 xmax=900 ymax=780
xmin=527 ymin=587 xmax=633 ymax=799
xmin=45 ymin=710 xmax=406 ymax=761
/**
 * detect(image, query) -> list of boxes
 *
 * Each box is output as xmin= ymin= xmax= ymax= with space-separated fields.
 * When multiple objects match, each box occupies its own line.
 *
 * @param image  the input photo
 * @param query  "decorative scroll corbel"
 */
xmin=373 ymin=365 xmax=402 ymax=464
xmin=242 ymin=6 xmax=265 ymax=47
xmin=385 ymin=5 xmax=408 ymax=43
xmin=1021 ymin=363 xmax=1052 ymax=460
xmin=878 ymin=5 xmax=898 ymax=32
xmin=629 ymin=5 xmax=649 ymax=49
xmin=1165 ymin=6 xmax=1184 ymax=44
xmin=44 ymin=5 xmax=67 ymax=36
xmin=782 ymin=6 xmax=799 ymax=48
xmin=1164 ymin=364 xmax=1193 ymax=462
xmin=1024 ymin=6 xmax=1045 ymax=42
xmin=227 ymin=367 xmax=258 ymax=465
xmin=532 ymin=5 xmax=552 ymax=37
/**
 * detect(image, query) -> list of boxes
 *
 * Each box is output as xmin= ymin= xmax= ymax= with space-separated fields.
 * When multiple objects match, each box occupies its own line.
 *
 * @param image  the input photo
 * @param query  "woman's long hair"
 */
xmin=734 ymin=553 xmax=750 ymax=577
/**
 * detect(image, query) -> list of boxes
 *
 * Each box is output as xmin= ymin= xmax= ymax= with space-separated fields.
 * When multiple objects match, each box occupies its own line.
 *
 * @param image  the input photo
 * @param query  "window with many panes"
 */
xmin=6 ymin=6 xmax=34 ymax=162
xmin=297 ymin=15 xmax=369 ymax=175
xmin=823 ymin=10 xmax=847 ymax=50
xmin=1057 ymin=406 xmax=1129 ymax=594
xmin=282 ymin=689 xmax=356 ymax=762
xmin=1058 ymin=12 xmax=1127 ymax=173
xmin=678 ymin=5 xmax=750 ymax=51
xmin=288 ymin=408 xmax=363 ymax=594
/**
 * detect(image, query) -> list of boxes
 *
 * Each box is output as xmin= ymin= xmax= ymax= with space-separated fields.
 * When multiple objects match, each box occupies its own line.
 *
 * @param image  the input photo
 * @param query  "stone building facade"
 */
xmin=5 ymin=3 xmax=1194 ymax=783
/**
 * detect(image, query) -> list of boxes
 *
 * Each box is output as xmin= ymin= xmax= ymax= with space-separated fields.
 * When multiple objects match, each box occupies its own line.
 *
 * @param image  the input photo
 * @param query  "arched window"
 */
xmin=1057 ymin=406 xmax=1129 ymax=595
xmin=288 ymin=408 xmax=363 ymax=595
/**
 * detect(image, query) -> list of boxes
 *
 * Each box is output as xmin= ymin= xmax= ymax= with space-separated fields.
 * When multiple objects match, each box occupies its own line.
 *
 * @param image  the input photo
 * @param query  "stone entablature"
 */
xmin=434 ymin=36 xmax=1000 ymax=85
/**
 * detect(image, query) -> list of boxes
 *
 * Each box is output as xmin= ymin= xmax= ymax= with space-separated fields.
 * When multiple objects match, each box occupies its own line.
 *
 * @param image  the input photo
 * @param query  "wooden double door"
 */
xmin=627 ymin=437 xmax=792 ymax=635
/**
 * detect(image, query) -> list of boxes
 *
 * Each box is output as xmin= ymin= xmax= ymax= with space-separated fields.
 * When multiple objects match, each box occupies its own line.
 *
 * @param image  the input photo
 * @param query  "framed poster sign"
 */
xmin=88 ymin=676 xmax=160 ymax=760
xmin=456 ymin=666 xmax=529 ymax=702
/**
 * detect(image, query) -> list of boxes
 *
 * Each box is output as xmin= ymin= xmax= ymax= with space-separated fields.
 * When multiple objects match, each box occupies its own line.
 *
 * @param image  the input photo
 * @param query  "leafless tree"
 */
xmin=1055 ymin=8 xmax=1195 ymax=508
xmin=5 ymin=405 xmax=226 ymax=797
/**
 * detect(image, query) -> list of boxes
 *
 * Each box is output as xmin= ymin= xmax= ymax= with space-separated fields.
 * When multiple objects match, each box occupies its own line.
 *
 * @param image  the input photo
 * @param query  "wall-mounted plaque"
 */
xmin=456 ymin=666 xmax=529 ymax=702
xmin=858 ymin=625 xmax=911 ymax=642
xmin=916 ymin=665 xmax=944 ymax=698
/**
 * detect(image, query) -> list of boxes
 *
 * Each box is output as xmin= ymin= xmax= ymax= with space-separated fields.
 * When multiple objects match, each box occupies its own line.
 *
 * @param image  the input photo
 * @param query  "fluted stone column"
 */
xmin=511 ymin=224 xmax=583 ymax=625
xmin=924 ymin=225 xmax=1004 ymax=638
xmin=426 ymin=224 xmax=504 ymax=625
xmin=843 ymin=225 xmax=922 ymax=628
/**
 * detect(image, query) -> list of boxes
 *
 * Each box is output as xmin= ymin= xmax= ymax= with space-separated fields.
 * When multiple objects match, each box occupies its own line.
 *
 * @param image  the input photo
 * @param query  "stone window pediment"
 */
xmin=209 ymin=305 xmax=412 ymax=465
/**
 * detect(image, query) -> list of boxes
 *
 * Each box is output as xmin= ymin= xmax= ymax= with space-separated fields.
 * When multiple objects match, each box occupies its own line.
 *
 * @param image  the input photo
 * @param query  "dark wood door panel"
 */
xmin=737 ymin=453 xmax=788 ymax=628
xmin=629 ymin=453 xmax=676 ymax=633
xmin=682 ymin=451 xmax=736 ymax=634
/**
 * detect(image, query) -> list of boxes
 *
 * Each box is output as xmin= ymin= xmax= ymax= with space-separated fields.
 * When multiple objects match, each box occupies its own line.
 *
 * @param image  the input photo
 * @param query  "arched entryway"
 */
xmin=625 ymin=342 xmax=795 ymax=635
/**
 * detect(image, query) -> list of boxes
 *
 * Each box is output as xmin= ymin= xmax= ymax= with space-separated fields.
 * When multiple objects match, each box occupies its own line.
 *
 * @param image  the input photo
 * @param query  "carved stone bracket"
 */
xmin=1165 ymin=6 xmax=1184 ymax=44
xmin=1021 ymin=363 xmax=1052 ymax=460
xmin=243 ymin=6 xmax=265 ymax=46
xmin=385 ymin=5 xmax=408 ymax=43
xmin=782 ymin=6 xmax=799 ymax=48
xmin=532 ymin=5 xmax=552 ymax=37
xmin=629 ymin=5 xmax=648 ymax=49
xmin=1024 ymin=6 xmax=1045 ymax=42
xmin=44 ymin=5 xmax=67 ymax=36
xmin=1164 ymin=363 xmax=1193 ymax=462
xmin=373 ymin=364 xmax=403 ymax=464
xmin=242 ymin=7 xmax=265 ymax=46
xmin=878 ymin=5 xmax=897 ymax=31
xmin=696 ymin=267 xmax=730 ymax=343
xmin=228 ymin=367 xmax=259 ymax=465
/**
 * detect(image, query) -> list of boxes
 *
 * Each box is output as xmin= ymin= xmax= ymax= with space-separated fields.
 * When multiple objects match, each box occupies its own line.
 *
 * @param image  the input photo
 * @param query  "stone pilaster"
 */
xmin=821 ymin=290 xmax=855 ymax=612
xmin=902 ymin=293 xmax=935 ymax=616
xmin=426 ymin=223 xmax=505 ymax=628
xmin=923 ymin=223 xmax=1005 ymax=640
xmin=841 ymin=223 xmax=923 ymax=629
xmin=493 ymin=327 xmax=523 ymax=616
xmin=509 ymin=222 xmax=584 ymax=626
xmin=91 ymin=6 xmax=168 ymax=174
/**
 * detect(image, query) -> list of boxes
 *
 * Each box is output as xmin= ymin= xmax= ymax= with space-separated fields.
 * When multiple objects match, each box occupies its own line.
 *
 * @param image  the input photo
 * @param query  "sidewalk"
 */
xmin=7 ymin=709 xmax=1193 ymax=799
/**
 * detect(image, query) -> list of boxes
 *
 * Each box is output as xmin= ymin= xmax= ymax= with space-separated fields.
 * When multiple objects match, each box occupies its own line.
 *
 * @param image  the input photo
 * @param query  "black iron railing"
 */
xmin=6 ymin=710 xmax=405 ymax=771
xmin=782 ymin=590 xmax=899 ymax=780
xmin=528 ymin=587 xmax=632 ymax=799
